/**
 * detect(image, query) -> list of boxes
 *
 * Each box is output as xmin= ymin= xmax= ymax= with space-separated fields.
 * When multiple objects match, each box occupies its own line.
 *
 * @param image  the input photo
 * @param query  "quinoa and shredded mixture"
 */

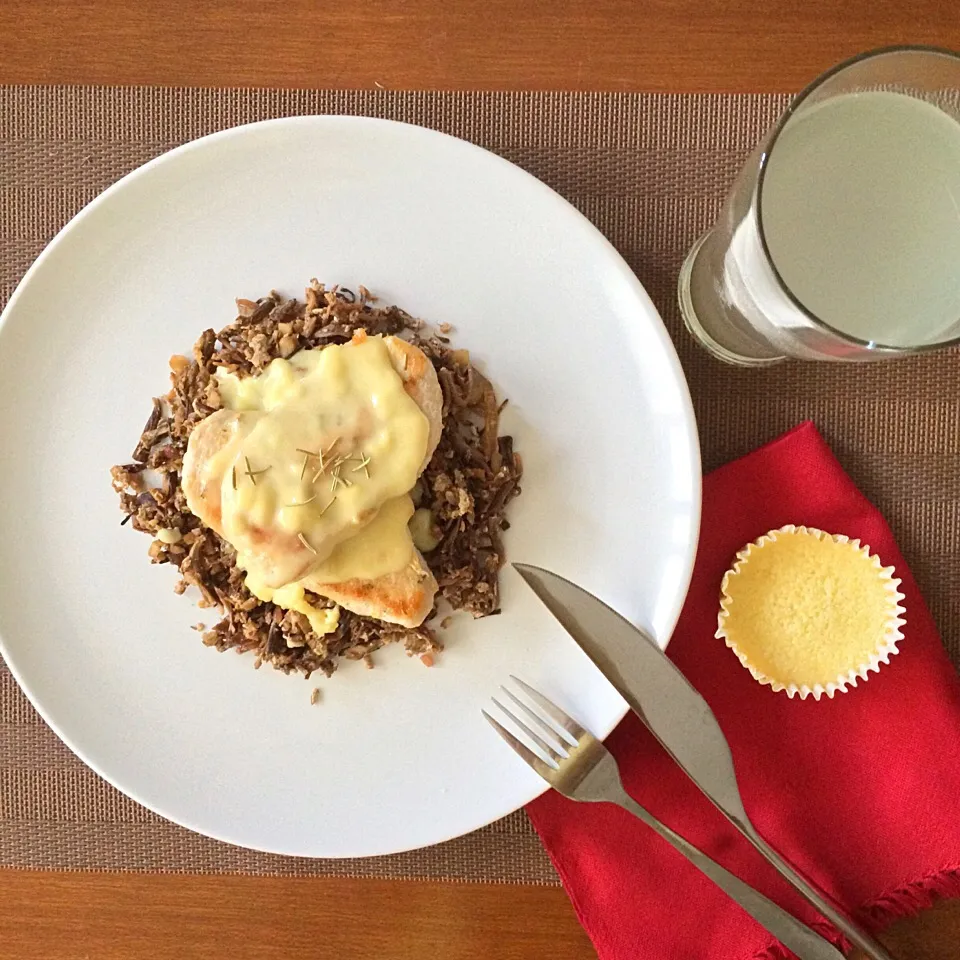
xmin=110 ymin=282 xmax=522 ymax=679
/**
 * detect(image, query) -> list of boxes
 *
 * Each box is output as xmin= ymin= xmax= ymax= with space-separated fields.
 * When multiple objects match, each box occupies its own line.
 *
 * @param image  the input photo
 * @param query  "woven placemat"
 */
xmin=1 ymin=87 xmax=958 ymax=883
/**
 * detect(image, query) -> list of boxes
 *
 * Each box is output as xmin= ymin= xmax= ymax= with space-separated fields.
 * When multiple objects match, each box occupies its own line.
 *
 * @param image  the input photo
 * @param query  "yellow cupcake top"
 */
xmin=717 ymin=525 xmax=905 ymax=699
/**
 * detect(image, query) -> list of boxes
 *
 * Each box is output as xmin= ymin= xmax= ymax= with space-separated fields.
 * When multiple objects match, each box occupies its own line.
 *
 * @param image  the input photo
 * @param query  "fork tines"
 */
xmin=483 ymin=677 xmax=585 ymax=774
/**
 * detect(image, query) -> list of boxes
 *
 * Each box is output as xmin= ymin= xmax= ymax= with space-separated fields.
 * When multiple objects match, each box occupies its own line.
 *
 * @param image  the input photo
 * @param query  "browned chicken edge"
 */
xmin=110 ymin=282 xmax=522 ymax=680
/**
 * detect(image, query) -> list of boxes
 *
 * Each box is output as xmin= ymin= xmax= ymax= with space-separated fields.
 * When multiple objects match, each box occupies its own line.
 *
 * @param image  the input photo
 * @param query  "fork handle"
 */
xmin=614 ymin=795 xmax=846 ymax=960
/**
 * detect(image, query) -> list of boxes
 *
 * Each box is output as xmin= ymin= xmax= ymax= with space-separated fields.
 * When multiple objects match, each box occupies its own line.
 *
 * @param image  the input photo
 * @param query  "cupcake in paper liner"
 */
xmin=716 ymin=525 xmax=905 ymax=701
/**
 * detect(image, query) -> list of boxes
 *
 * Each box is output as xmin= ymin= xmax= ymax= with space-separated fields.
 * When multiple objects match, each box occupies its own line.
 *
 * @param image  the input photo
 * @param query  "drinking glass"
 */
xmin=678 ymin=46 xmax=960 ymax=365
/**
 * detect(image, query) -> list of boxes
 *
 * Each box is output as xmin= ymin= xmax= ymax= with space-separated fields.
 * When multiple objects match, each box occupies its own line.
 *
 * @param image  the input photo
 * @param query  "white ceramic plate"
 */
xmin=0 ymin=117 xmax=699 ymax=857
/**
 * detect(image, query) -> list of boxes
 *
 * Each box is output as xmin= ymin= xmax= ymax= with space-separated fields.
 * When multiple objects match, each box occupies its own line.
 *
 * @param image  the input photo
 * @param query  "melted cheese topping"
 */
xmin=216 ymin=335 xmax=427 ymax=578
xmin=243 ymin=498 xmax=416 ymax=635
xmin=307 ymin=494 xmax=416 ymax=582
xmin=245 ymin=580 xmax=342 ymax=637
xmin=204 ymin=335 xmax=429 ymax=633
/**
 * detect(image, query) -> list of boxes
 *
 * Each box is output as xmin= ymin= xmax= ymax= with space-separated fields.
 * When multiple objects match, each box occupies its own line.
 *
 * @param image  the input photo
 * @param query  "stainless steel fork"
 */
xmin=484 ymin=678 xmax=846 ymax=960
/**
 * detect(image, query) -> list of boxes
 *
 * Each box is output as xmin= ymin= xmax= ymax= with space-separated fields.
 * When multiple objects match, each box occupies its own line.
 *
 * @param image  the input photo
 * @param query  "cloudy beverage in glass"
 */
xmin=679 ymin=47 xmax=960 ymax=364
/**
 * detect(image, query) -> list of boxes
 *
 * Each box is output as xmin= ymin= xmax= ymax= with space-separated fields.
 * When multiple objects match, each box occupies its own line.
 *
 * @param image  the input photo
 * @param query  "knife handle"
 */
xmin=614 ymin=794 xmax=845 ymax=960
xmin=738 ymin=825 xmax=898 ymax=960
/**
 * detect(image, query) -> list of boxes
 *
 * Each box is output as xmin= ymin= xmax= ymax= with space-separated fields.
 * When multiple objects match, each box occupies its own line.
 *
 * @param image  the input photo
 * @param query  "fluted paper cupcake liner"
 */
xmin=716 ymin=525 xmax=906 ymax=701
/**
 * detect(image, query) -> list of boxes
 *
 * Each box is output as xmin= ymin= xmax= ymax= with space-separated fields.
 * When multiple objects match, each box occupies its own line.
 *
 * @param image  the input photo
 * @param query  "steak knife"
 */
xmin=514 ymin=563 xmax=897 ymax=960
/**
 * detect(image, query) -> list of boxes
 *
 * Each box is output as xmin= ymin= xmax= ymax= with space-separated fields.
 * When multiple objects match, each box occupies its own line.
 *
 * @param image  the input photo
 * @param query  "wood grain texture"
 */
xmin=0 ymin=869 xmax=958 ymax=959
xmin=0 ymin=0 xmax=956 ymax=92
xmin=850 ymin=898 xmax=960 ymax=960
xmin=0 ymin=2 xmax=958 ymax=958
xmin=0 ymin=872 xmax=596 ymax=960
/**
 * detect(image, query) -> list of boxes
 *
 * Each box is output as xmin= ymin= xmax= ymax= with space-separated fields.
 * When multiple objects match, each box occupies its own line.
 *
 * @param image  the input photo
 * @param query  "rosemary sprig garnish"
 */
xmin=330 ymin=463 xmax=354 ymax=493
xmin=243 ymin=456 xmax=271 ymax=486
xmin=318 ymin=495 xmax=337 ymax=517
xmin=285 ymin=494 xmax=317 ymax=508
xmin=351 ymin=451 xmax=371 ymax=478
xmin=296 ymin=448 xmax=321 ymax=477
xmin=307 ymin=438 xmax=343 ymax=483
xmin=231 ymin=465 xmax=237 ymax=490
xmin=297 ymin=532 xmax=317 ymax=555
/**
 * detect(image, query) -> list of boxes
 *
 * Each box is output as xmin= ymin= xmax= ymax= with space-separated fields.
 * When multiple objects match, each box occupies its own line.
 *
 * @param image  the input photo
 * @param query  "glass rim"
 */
xmin=755 ymin=44 xmax=960 ymax=353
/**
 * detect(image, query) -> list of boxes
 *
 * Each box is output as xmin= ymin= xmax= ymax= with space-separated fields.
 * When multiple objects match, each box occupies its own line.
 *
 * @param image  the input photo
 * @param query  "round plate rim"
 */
xmin=0 ymin=114 xmax=702 ymax=857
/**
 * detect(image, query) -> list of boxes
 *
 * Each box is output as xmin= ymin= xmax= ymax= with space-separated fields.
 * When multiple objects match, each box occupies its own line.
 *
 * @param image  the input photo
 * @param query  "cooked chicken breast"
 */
xmin=382 ymin=335 xmax=444 ymax=473
xmin=181 ymin=408 xmax=248 ymax=539
xmin=181 ymin=334 xmax=442 ymax=627
xmin=182 ymin=407 xmax=328 ymax=585
xmin=302 ymin=550 xmax=437 ymax=629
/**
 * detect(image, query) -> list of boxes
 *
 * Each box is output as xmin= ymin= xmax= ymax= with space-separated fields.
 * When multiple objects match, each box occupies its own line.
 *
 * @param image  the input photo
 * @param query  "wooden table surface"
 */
xmin=2 ymin=2 xmax=960 ymax=958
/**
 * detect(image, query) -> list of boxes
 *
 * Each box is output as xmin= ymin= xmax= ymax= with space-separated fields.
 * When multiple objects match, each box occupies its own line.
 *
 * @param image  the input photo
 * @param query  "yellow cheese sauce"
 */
xmin=244 ymin=580 xmax=341 ymax=637
xmin=244 ymin=497 xmax=416 ymax=636
xmin=216 ymin=335 xmax=427 ymax=576
xmin=307 ymin=494 xmax=416 ymax=582
xmin=206 ymin=335 xmax=430 ymax=632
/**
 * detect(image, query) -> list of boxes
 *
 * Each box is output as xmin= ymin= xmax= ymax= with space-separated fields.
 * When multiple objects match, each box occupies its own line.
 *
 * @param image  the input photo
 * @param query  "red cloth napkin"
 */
xmin=526 ymin=422 xmax=960 ymax=959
